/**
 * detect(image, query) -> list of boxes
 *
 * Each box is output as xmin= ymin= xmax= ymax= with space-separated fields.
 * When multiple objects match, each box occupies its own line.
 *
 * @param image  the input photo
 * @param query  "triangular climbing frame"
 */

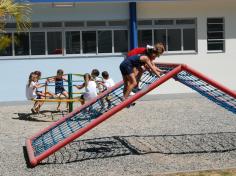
xmin=26 ymin=63 xmax=236 ymax=167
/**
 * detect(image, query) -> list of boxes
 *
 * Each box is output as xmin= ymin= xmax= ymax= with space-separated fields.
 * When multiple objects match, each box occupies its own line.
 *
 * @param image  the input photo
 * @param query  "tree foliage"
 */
xmin=0 ymin=0 xmax=31 ymax=51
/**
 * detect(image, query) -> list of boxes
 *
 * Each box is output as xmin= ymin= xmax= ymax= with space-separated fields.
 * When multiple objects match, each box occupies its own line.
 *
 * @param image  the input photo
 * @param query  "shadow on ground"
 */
xmin=28 ymin=132 xmax=236 ymax=166
xmin=13 ymin=110 xmax=68 ymax=122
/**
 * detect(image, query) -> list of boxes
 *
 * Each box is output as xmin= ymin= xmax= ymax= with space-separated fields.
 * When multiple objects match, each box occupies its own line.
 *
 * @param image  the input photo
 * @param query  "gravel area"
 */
xmin=0 ymin=94 xmax=236 ymax=176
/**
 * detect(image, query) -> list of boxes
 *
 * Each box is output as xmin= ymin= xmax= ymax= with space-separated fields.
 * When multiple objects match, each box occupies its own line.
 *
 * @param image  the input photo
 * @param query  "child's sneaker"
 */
xmin=31 ymin=108 xmax=37 ymax=114
xmin=126 ymin=102 xmax=136 ymax=108
xmin=130 ymin=91 xmax=135 ymax=96
xmin=132 ymin=87 xmax=141 ymax=93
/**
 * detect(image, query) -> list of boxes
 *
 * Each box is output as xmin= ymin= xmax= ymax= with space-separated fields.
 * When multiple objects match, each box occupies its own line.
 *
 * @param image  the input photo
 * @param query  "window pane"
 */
xmin=87 ymin=21 xmax=106 ymax=27
xmin=66 ymin=31 xmax=80 ymax=54
xmin=207 ymin=32 xmax=223 ymax=39
xmin=14 ymin=32 xmax=29 ymax=55
xmin=98 ymin=31 xmax=112 ymax=53
xmin=114 ymin=30 xmax=128 ymax=53
xmin=176 ymin=19 xmax=195 ymax=25
xmin=155 ymin=20 xmax=174 ymax=25
xmin=167 ymin=29 xmax=181 ymax=51
xmin=0 ymin=33 xmax=12 ymax=56
xmin=208 ymin=41 xmax=224 ymax=51
xmin=42 ymin=22 xmax=62 ymax=27
xmin=31 ymin=32 xmax=45 ymax=55
xmin=207 ymin=18 xmax=223 ymax=23
xmin=138 ymin=30 xmax=152 ymax=47
xmin=31 ymin=23 xmax=40 ymax=28
xmin=47 ymin=32 xmax=62 ymax=55
xmin=183 ymin=29 xmax=196 ymax=50
xmin=154 ymin=29 xmax=167 ymax=49
xmin=5 ymin=23 xmax=16 ymax=28
xmin=82 ymin=31 xmax=96 ymax=54
xmin=207 ymin=24 xmax=223 ymax=31
xmin=65 ymin=21 xmax=84 ymax=27
xmin=108 ymin=20 xmax=128 ymax=26
xmin=138 ymin=20 xmax=152 ymax=25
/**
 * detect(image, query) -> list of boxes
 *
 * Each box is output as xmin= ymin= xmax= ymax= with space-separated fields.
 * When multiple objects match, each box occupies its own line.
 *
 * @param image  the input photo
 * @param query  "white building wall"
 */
xmin=31 ymin=3 xmax=129 ymax=21
xmin=0 ymin=57 xmax=124 ymax=101
xmin=138 ymin=0 xmax=236 ymax=94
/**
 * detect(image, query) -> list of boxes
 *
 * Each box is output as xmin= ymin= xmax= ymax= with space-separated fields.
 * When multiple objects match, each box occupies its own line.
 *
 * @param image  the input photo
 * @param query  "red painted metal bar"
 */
xmin=182 ymin=65 xmax=236 ymax=98
xmin=26 ymin=138 xmax=37 ymax=166
xmin=27 ymin=65 xmax=182 ymax=167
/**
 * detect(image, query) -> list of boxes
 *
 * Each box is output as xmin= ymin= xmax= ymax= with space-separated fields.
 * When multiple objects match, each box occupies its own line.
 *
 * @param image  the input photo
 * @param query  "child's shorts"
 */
xmin=36 ymin=91 xmax=42 ymax=99
xmin=119 ymin=60 xmax=133 ymax=76
xmin=55 ymin=87 xmax=66 ymax=95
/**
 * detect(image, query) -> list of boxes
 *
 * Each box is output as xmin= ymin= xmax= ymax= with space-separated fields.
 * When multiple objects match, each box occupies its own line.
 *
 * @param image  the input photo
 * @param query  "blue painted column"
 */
xmin=129 ymin=2 xmax=138 ymax=50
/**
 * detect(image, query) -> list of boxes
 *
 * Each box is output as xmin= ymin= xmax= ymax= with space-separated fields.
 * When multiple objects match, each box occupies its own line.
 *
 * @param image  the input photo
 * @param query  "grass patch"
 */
xmin=159 ymin=169 xmax=236 ymax=176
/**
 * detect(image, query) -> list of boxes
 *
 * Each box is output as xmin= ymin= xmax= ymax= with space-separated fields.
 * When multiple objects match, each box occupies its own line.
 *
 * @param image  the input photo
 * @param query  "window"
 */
xmin=5 ymin=23 xmax=16 ymax=28
xmin=138 ymin=30 xmax=152 ymax=47
xmin=98 ymin=31 xmax=112 ymax=53
xmin=0 ymin=33 xmax=12 ymax=56
xmin=108 ymin=20 xmax=128 ymax=26
xmin=114 ymin=30 xmax=128 ymax=53
xmin=155 ymin=20 xmax=174 ymax=25
xmin=138 ymin=20 xmax=152 ymax=26
xmin=87 ymin=21 xmax=106 ymax=27
xmin=176 ymin=19 xmax=195 ymax=25
xmin=183 ymin=29 xmax=196 ymax=50
xmin=154 ymin=29 xmax=167 ymax=49
xmin=65 ymin=21 xmax=84 ymax=27
xmin=1 ymin=20 xmax=129 ymax=58
xmin=138 ymin=18 xmax=197 ymax=52
xmin=31 ymin=23 xmax=40 ymax=28
xmin=82 ymin=31 xmax=96 ymax=54
xmin=14 ymin=32 xmax=29 ymax=55
xmin=31 ymin=32 xmax=45 ymax=55
xmin=42 ymin=22 xmax=62 ymax=28
xmin=47 ymin=32 xmax=62 ymax=55
xmin=168 ymin=29 xmax=181 ymax=51
xmin=207 ymin=18 xmax=224 ymax=52
xmin=66 ymin=31 xmax=81 ymax=54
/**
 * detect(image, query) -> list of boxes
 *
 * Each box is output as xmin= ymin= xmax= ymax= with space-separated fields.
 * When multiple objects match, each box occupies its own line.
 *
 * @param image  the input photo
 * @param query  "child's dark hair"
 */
xmin=83 ymin=73 xmax=91 ymax=87
xmin=34 ymin=70 xmax=41 ymax=78
xmin=57 ymin=69 xmax=64 ymax=76
xmin=28 ymin=72 xmax=34 ymax=87
xmin=102 ymin=71 xmax=109 ymax=79
xmin=154 ymin=42 xmax=165 ymax=54
xmin=91 ymin=69 xmax=100 ymax=77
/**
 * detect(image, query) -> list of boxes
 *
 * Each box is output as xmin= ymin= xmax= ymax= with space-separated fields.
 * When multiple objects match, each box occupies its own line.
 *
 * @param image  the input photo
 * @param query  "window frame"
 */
xmin=0 ymin=21 xmax=129 ymax=59
xmin=137 ymin=18 xmax=197 ymax=54
xmin=207 ymin=17 xmax=225 ymax=53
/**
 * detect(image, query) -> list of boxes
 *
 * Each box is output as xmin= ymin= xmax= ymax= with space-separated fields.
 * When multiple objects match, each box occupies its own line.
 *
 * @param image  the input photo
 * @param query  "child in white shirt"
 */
xmin=101 ymin=71 xmax=115 ymax=89
xmin=75 ymin=73 xmax=98 ymax=105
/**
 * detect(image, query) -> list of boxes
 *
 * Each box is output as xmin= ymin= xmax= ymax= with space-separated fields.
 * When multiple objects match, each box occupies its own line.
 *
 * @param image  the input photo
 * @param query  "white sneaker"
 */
xmin=130 ymin=92 xmax=135 ymax=96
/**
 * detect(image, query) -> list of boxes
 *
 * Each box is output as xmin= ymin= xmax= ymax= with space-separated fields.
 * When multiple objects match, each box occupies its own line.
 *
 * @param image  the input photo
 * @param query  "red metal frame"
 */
xmin=182 ymin=65 xmax=236 ymax=99
xmin=26 ymin=63 xmax=236 ymax=167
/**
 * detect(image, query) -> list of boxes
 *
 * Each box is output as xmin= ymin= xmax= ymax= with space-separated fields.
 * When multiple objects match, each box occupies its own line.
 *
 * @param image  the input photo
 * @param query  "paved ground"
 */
xmin=0 ymin=94 xmax=236 ymax=176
